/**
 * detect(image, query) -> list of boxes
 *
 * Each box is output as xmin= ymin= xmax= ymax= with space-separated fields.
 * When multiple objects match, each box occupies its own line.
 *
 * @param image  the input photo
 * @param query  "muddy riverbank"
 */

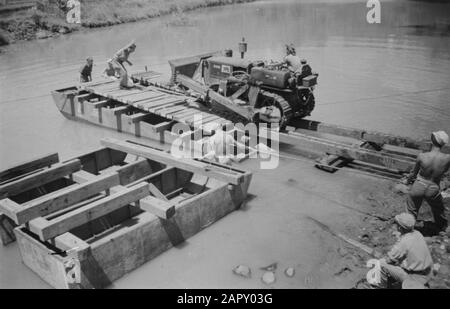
xmin=0 ymin=0 xmax=257 ymax=45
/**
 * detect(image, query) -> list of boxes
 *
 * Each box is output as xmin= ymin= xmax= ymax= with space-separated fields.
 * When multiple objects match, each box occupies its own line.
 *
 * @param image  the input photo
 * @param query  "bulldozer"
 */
xmin=169 ymin=41 xmax=318 ymax=128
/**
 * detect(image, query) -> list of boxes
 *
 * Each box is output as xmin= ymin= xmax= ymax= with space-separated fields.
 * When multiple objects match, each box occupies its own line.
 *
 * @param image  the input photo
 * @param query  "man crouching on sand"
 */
xmin=404 ymin=131 xmax=450 ymax=233
xmin=374 ymin=213 xmax=433 ymax=289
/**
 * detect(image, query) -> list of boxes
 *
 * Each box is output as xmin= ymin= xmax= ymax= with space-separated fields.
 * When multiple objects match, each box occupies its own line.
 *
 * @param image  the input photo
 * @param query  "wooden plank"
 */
xmin=104 ymin=88 xmax=143 ymax=98
xmin=29 ymin=182 xmax=150 ymax=241
xmin=140 ymin=97 xmax=184 ymax=112
xmin=171 ymin=108 xmax=198 ymax=117
xmin=152 ymin=105 xmax=186 ymax=118
xmin=151 ymin=121 xmax=173 ymax=133
xmin=0 ymin=199 xmax=22 ymax=223
xmin=134 ymin=94 xmax=169 ymax=107
xmin=181 ymin=111 xmax=211 ymax=124
xmin=115 ymin=89 xmax=152 ymax=98
xmin=148 ymin=98 xmax=186 ymax=113
xmin=72 ymin=170 xmax=96 ymax=183
xmin=271 ymin=129 xmax=415 ymax=172
xmin=101 ymin=138 xmax=245 ymax=185
xmin=148 ymin=183 xmax=169 ymax=200
xmin=127 ymin=112 xmax=150 ymax=124
xmin=382 ymin=144 xmax=420 ymax=158
xmin=114 ymin=158 xmax=153 ymax=184
xmin=0 ymin=153 xmax=59 ymax=183
xmin=173 ymin=110 xmax=200 ymax=124
xmin=139 ymin=194 xmax=175 ymax=219
xmin=10 ymin=173 xmax=121 ymax=225
xmin=53 ymin=233 xmax=90 ymax=255
xmin=149 ymin=96 xmax=186 ymax=113
xmin=0 ymin=213 xmax=16 ymax=246
xmin=88 ymin=82 xmax=121 ymax=93
xmin=126 ymin=91 xmax=165 ymax=105
xmin=112 ymin=106 xmax=130 ymax=115
xmin=177 ymin=74 xmax=253 ymax=120
xmin=79 ymin=79 xmax=116 ymax=89
xmin=193 ymin=114 xmax=218 ymax=127
xmin=75 ymin=93 xmax=91 ymax=102
xmin=201 ymin=115 xmax=224 ymax=125
xmin=92 ymin=100 xmax=109 ymax=109
xmin=0 ymin=160 xmax=82 ymax=198
xmin=294 ymin=119 xmax=450 ymax=154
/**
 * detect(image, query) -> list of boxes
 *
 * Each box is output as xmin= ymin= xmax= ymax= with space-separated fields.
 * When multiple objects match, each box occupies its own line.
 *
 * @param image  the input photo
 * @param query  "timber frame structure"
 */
xmin=0 ymin=139 xmax=252 ymax=289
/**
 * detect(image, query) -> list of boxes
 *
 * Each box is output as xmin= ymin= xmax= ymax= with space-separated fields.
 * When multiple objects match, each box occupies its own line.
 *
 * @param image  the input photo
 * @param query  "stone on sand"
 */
xmin=233 ymin=265 xmax=251 ymax=278
xmin=262 ymin=271 xmax=276 ymax=285
xmin=284 ymin=267 xmax=295 ymax=278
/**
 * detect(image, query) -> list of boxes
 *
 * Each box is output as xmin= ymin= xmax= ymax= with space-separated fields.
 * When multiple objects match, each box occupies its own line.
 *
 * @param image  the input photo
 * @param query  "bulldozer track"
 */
xmin=258 ymin=90 xmax=293 ymax=126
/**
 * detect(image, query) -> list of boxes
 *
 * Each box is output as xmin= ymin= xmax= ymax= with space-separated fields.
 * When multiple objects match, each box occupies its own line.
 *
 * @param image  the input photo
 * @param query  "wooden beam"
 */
xmin=270 ymin=129 xmax=415 ymax=172
xmin=101 ymin=138 xmax=245 ymax=185
xmin=53 ymin=233 xmax=90 ymax=257
xmin=127 ymin=112 xmax=149 ymax=124
xmin=112 ymin=106 xmax=130 ymax=115
xmin=29 ymin=182 xmax=150 ymax=241
xmin=72 ymin=170 xmax=96 ymax=183
xmin=126 ymin=167 xmax=176 ymax=188
xmin=9 ymin=173 xmax=120 ymax=225
xmin=148 ymin=183 xmax=168 ymax=200
xmin=0 ymin=213 xmax=16 ymax=246
xmin=140 ymin=184 xmax=175 ymax=219
xmin=0 ymin=153 xmax=59 ymax=183
xmin=0 ymin=199 xmax=22 ymax=222
xmin=92 ymin=100 xmax=109 ymax=109
xmin=151 ymin=121 xmax=173 ymax=133
xmin=0 ymin=160 xmax=82 ymax=198
xmin=293 ymin=119 xmax=450 ymax=154
xmin=114 ymin=158 xmax=152 ymax=185
xmin=177 ymin=74 xmax=253 ymax=120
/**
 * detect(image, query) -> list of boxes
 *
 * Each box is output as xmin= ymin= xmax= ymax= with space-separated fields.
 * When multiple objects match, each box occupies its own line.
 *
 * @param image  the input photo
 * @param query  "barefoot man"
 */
xmin=110 ymin=41 xmax=137 ymax=88
xmin=405 ymin=131 xmax=450 ymax=233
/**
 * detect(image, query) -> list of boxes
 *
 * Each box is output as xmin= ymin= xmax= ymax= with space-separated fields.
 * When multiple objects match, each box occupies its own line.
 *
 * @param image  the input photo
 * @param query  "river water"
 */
xmin=0 ymin=0 xmax=449 ymax=288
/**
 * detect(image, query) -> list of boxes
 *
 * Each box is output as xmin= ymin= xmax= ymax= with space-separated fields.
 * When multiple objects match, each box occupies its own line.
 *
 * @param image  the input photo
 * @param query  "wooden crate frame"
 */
xmin=0 ymin=139 xmax=252 ymax=289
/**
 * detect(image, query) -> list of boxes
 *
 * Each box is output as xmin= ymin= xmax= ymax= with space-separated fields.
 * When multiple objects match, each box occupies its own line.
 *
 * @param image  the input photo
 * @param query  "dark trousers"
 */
xmin=80 ymin=75 xmax=90 ymax=83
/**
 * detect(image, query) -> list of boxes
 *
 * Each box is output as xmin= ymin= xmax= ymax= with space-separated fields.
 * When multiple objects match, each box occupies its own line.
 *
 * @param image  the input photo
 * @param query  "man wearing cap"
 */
xmin=79 ymin=57 xmax=93 ymax=83
xmin=376 ymin=213 xmax=433 ymax=289
xmin=405 ymin=131 xmax=450 ymax=233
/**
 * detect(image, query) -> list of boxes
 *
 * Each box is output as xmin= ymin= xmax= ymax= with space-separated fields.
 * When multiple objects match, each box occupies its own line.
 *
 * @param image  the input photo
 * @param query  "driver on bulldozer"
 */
xmin=283 ymin=44 xmax=302 ymax=73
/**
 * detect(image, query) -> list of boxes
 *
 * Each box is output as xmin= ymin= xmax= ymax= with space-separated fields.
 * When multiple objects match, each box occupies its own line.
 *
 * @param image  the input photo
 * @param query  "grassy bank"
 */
xmin=0 ymin=0 xmax=256 ymax=46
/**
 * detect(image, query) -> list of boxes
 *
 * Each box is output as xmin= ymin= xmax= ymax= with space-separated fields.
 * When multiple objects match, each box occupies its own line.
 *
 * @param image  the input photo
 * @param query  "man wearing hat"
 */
xmin=79 ymin=56 xmax=93 ymax=83
xmin=404 ymin=131 xmax=450 ymax=233
xmin=375 ymin=213 xmax=433 ymax=289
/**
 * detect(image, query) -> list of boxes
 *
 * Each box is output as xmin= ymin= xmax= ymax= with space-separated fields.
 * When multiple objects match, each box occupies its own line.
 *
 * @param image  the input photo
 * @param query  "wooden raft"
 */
xmin=78 ymin=79 xmax=232 ymax=132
